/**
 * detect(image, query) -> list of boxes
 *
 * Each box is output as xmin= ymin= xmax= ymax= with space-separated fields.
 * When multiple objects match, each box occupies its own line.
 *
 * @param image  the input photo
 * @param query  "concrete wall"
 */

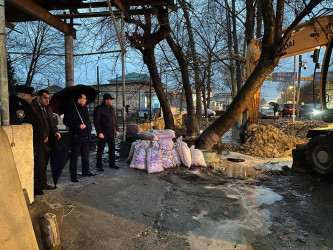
xmin=2 ymin=124 xmax=34 ymax=204
xmin=0 ymin=126 xmax=38 ymax=249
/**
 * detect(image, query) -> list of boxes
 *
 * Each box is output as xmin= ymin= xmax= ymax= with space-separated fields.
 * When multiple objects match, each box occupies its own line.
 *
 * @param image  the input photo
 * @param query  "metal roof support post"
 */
xmin=65 ymin=19 xmax=74 ymax=87
xmin=107 ymin=0 xmax=126 ymax=140
xmin=121 ymin=12 xmax=126 ymax=141
xmin=0 ymin=0 xmax=9 ymax=126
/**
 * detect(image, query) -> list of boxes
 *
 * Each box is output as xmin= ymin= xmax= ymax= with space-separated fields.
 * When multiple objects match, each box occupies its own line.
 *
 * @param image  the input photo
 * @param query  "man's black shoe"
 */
xmin=82 ymin=171 xmax=96 ymax=177
xmin=71 ymin=176 xmax=78 ymax=182
xmin=35 ymin=188 xmax=44 ymax=195
xmin=109 ymin=164 xmax=120 ymax=169
xmin=97 ymin=168 xmax=104 ymax=172
xmin=42 ymin=184 xmax=56 ymax=190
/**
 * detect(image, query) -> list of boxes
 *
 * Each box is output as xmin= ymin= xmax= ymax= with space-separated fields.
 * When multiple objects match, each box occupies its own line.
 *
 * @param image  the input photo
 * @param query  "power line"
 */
xmin=7 ymin=50 xmax=122 ymax=57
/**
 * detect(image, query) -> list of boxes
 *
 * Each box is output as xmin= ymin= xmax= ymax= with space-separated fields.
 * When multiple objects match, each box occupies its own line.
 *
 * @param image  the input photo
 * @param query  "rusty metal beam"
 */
xmin=6 ymin=0 xmax=76 ymax=36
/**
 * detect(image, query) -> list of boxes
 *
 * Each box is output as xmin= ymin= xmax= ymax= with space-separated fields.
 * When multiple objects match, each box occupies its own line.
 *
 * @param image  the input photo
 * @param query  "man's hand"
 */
xmin=115 ymin=131 xmax=119 ymax=137
xmin=80 ymin=123 xmax=86 ymax=129
xmin=44 ymin=137 xmax=49 ymax=143
xmin=98 ymin=133 xmax=104 ymax=139
xmin=55 ymin=132 xmax=61 ymax=140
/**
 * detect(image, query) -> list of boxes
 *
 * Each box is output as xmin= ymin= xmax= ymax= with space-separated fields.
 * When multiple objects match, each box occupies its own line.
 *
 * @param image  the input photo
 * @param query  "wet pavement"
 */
xmin=36 ymin=150 xmax=333 ymax=250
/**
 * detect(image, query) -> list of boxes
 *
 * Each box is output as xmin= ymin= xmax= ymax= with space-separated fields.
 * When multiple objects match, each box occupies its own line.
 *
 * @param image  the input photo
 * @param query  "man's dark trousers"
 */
xmin=97 ymin=138 xmax=115 ymax=168
xmin=70 ymin=143 xmax=90 ymax=177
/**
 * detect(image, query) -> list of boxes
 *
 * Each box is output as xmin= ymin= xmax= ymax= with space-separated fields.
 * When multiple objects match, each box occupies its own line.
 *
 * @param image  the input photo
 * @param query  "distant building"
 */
xmin=91 ymin=72 xmax=160 ymax=111
xmin=48 ymin=85 xmax=63 ymax=95
xmin=210 ymin=93 xmax=233 ymax=110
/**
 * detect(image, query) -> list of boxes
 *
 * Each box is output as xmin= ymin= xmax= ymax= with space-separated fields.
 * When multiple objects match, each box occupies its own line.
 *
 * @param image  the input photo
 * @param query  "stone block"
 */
xmin=3 ymin=124 xmax=34 ymax=203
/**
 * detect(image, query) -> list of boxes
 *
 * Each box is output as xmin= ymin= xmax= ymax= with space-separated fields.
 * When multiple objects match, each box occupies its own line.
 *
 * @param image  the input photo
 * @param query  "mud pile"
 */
xmin=224 ymin=120 xmax=329 ymax=158
xmin=261 ymin=119 xmax=328 ymax=138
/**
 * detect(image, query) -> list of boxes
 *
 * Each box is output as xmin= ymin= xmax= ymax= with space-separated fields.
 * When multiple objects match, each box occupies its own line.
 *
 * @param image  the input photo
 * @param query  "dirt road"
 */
xmin=37 ymin=154 xmax=333 ymax=249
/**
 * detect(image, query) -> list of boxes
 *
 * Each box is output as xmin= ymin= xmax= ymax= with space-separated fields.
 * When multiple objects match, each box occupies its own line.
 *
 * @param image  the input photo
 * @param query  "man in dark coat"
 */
xmin=31 ymin=89 xmax=61 ymax=189
xmin=9 ymin=85 xmax=46 ymax=195
xmin=93 ymin=93 xmax=119 ymax=171
xmin=63 ymin=92 xmax=95 ymax=182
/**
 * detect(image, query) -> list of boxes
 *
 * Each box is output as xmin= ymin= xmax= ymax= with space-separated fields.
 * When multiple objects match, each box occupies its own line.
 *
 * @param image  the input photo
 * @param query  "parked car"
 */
xmin=299 ymin=103 xmax=322 ymax=119
xmin=177 ymin=108 xmax=187 ymax=115
xmin=280 ymin=103 xmax=298 ymax=117
xmin=193 ymin=108 xmax=216 ymax=117
xmin=201 ymin=109 xmax=216 ymax=117
xmin=138 ymin=108 xmax=157 ymax=118
xmin=259 ymin=105 xmax=279 ymax=119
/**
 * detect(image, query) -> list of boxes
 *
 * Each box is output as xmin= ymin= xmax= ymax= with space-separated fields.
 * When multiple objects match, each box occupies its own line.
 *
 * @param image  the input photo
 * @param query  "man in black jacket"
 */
xmin=63 ymin=93 xmax=95 ymax=182
xmin=93 ymin=93 xmax=119 ymax=171
xmin=31 ymin=89 xmax=61 ymax=189
xmin=9 ymin=85 xmax=46 ymax=195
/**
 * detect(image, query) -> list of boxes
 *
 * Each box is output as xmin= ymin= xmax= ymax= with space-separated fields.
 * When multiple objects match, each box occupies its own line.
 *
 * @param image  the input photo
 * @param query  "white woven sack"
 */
xmin=130 ymin=140 xmax=150 ymax=170
xmin=136 ymin=131 xmax=159 ymax=141
xmin=151 ymin=129 xmax=176 ymax=139
xmin=146 ymin=147 xmax=164 ymax=174
xmin=190 ymin=146 xmax=207 ymax=167
xmin=127 ymin=140 xmax=141 ymax=163
xmin=158 ymin=138 xmax=174 ymax=150
xmin=175 ymin=137 xmax=191 ymax=168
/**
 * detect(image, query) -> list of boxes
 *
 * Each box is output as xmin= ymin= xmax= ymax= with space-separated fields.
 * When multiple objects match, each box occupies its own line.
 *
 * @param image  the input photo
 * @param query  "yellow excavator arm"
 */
xmin=246 ymin=15 xmax=333 ymax=77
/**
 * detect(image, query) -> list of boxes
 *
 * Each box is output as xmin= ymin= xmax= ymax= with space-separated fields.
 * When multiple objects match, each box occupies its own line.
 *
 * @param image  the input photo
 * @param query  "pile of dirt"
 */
xmin=260 ymin=119 xmax=328 ymax=138
xmin=223 ymin=120 xmax=329 ymax=158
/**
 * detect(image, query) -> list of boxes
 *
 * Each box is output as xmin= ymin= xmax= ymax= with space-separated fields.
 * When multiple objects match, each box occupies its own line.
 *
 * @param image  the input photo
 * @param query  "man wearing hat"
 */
xmin=9 ymin=85 xmax=48 ymax=195
xmin=93 ymin=93 xmax=119 ymax=171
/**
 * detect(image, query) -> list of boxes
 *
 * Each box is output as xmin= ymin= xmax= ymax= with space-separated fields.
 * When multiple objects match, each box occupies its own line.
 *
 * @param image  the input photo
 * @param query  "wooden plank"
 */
xmin=6 ymin=0 xmax=75 ymax=36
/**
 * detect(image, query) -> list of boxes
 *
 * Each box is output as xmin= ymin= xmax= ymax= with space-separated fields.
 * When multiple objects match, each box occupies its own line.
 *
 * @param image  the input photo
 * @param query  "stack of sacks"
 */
xmin=129 ymin=130 xmax=207 ymax=173
xmin=175 ymin=136 xmax=191 ymax=168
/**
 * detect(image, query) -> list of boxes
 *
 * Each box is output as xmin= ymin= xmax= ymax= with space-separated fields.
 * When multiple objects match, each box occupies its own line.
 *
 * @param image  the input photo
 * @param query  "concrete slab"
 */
xmin=3 ymin=125 xmax=34 ymax=203
xmin=0 ymin=126 xmax=38 ymax=249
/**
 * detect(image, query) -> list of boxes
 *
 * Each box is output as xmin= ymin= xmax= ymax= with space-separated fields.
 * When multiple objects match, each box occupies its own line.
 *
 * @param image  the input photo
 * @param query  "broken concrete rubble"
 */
xmin=223 ymin=120 xmax=329 ymax=158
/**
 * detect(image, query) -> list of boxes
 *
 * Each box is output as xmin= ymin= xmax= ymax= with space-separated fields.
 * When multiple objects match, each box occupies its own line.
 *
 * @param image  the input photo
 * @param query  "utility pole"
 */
xmin=292 ymin=56 xmax=296 ymax=122
xmin=296 ymin=55 xmax=302 ymax=118
xmin=121 ymin=12 xmax=126 ymax=141
xmin=116 ymin=74 xmax=118 ymax=112
xmin=97 ymin=66 xmax=100 ymax=104
xmin=65 ymin=16 xmax=74 ymax=87
xmin=149 ymin=78 xmax=152 ymax=121
xmin=47 ymin=79 xmax=50 ymax=93
xmin=0 ymin=0 xmax=9 ymax=125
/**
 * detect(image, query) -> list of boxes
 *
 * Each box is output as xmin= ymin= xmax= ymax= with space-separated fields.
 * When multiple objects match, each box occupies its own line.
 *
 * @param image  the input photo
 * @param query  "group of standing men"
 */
xmin=9 ymin=85 xmax=119 ymax=195
xmin=63 ymin=92 xmax=119 ymax=182
xmin=9 ymin=85 xmax=60 ymax=195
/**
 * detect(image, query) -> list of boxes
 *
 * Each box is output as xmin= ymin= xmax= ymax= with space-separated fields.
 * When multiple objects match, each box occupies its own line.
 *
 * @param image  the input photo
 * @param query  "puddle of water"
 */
xmin=188 ymin=185 xmax=283 ymax=249
xmin=222 ymin=161 xmax=256 ymax=179
xmin=255 ymin=187 xmax=283 ymax=206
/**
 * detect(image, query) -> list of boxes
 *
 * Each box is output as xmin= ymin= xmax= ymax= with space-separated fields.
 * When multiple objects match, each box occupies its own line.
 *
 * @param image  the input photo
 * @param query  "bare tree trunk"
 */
xmin=143 ymin=47 xmax=174 ymax=129
xmin=246 ymin=0 xmax=260 ymax=125
xmin=196 ymin=0 xmax=323 ymax=149
xmin=165 ymin=34 xmax=199 ymax=135
xmin=232 ymin=0 xmax=242 ymax=92
xmin=126 ymin=6 xmax=174 ymax=129
xmin=226 ymin=7 xmax=237 ymax=98
xmin=179 ymin=0 xmax=202 ymax=126
xmin=207 ymin=54 xmax=212 ymax=109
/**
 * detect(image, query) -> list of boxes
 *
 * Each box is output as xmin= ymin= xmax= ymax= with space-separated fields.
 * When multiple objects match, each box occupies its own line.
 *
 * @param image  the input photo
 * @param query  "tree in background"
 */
xmin=299 ymin=81 xmax=320 ymax=104
xmin=125 ymin=6 xmax=174 ymax=129
xmin=7 ymin=55 xmax=17 ymax=94
xmin=6 ymin=21 xmax=64 ymax=88
xmin=196 ymin=0 xmax=325 ymax=150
